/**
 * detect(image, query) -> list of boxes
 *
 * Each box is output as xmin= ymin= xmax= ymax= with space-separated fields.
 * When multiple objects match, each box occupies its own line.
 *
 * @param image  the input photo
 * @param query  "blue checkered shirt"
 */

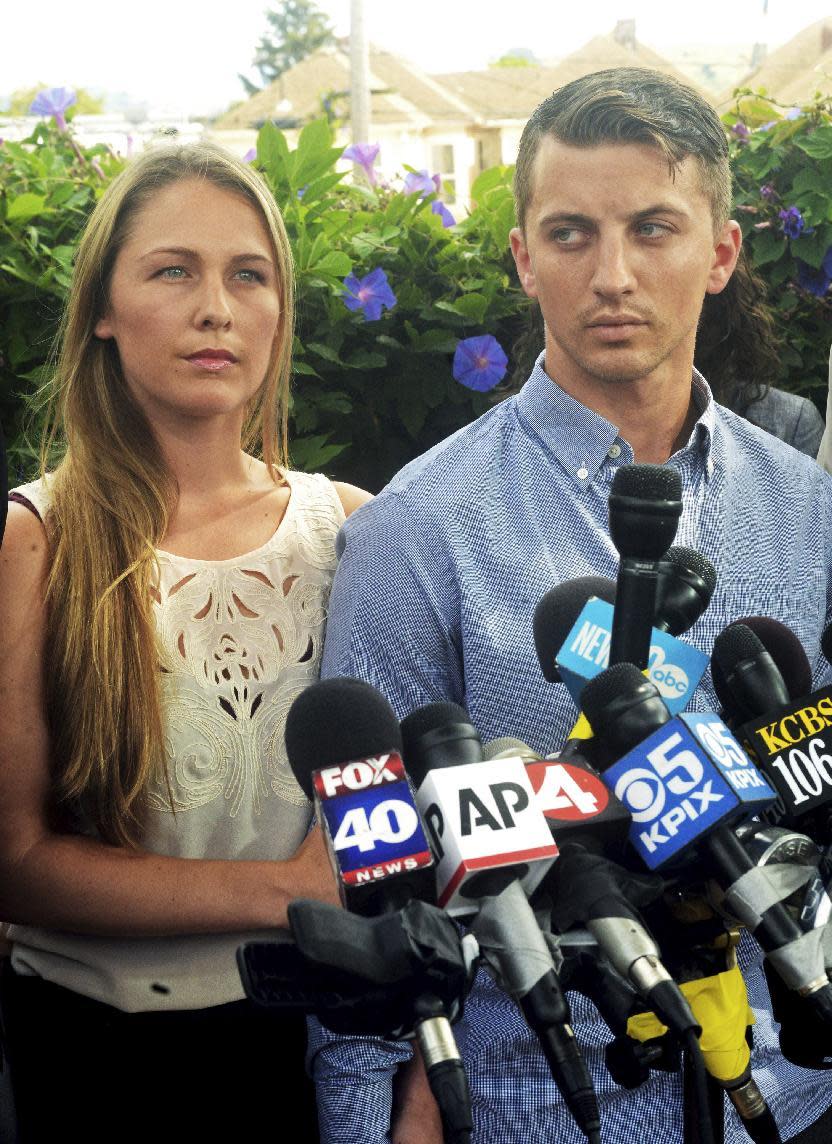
xmin=311 ymin=357 xmax=832 ymax=1143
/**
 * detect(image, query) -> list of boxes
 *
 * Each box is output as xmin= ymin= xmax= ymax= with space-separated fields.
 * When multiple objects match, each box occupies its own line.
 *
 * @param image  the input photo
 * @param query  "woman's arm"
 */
xmin=0 ymin=503 xmax=338 ymax=937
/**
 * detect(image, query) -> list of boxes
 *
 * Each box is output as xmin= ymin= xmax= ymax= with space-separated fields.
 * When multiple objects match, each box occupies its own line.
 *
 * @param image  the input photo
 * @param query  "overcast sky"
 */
xmin=3 ymin=0 xmax=830 ymax=116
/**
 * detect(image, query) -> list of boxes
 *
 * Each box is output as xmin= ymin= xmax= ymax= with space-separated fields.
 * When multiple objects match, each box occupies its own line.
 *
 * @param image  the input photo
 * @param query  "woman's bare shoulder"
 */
xmin=331 ymin=481 xmax=373 ymax=518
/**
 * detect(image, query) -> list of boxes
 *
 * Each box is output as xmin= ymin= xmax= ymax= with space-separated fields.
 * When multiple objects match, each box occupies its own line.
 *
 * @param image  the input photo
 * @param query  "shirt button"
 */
xmin=608 ymin=444 xmax=621 ymax=459
xmin=577 ymin=467 xmax=589 ymax=480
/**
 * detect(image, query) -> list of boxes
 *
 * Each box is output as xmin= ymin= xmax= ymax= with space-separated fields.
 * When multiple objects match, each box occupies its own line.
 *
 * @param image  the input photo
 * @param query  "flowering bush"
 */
xmin=724 ymin=90 xmax=832 ymax=405
xmin=0 ymin=115 xmax=123 ymax=477
xmin=2 ymin=92 xmax=830 ymax=491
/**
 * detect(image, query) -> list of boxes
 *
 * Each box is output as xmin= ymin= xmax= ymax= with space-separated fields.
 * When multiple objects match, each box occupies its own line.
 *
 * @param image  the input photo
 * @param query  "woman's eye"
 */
xmin=158 ymin=266 xmax=188 ymax=279
xmin=235 ymin=268 xmax=265 ymax=283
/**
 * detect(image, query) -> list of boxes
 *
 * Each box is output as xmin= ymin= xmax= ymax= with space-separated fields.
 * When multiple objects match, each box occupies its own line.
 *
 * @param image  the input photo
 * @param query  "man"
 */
xmin=312 ymin=68 xmax=832 ymax=1142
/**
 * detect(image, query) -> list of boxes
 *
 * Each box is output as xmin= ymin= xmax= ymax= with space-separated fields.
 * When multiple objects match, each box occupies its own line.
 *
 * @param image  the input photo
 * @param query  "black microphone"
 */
xmin=712 ymin=623 xmax=832 ymax=838
xmin=581 ymin=664 xmax=832 ymax=1025
xmin=285 ymin=678 xmax=473 ymax=1144
xmin=608 ymin=464 xmax=683 ymax=669
xmin=533 ymin=576 xmax=617 ymax=683
xmin=653 ymin=546 xmax=717 ymax=637
xmin=712 ymin=624 xmax=792 ymax=727
xmin=402 ymin=702 xmax=601 ymax=1144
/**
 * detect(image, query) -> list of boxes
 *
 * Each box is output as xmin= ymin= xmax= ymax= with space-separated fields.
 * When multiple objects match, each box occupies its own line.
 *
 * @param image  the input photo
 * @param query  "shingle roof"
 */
xmin=716 ymin=18 xmax=832 ymax=105
xmin=440 ymin=34 xmax=708 ymax=120
xmin=214 ymin=43 xmax=477 ymax=131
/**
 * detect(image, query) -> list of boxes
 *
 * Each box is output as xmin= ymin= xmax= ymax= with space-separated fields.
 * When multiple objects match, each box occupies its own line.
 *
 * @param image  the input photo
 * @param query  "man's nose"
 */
xmin=590 ymin=235 xmax=636 ymax=298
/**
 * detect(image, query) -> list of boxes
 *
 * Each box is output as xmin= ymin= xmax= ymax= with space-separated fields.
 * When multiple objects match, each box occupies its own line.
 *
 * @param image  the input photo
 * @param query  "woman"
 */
xmin=0 ymin=141 xmax=369 ymax=1141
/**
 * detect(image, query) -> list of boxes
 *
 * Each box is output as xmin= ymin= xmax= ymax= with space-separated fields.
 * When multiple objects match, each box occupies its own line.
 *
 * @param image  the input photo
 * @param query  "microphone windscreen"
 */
xmin=580 ymin=662 xmax=652 ymax=727
xmin=663 ymin=546 xmax=717 ymax=595
xmin=284 ymin=677 xmax=403 ymax=799
xmin=732 ymin=616 xmax=813 ymax=699
xmin=611 ymin=463 xmax=682 ymax=502
xmin=482 ymin=737 xmax=539 ymax=762
xmin=609 ymin=464 xmax=682 ymax=560
xmin=400 ymin=701 xmax=480 ymax=785
xmin=711 ymin=624 xmax=769 ymax=716
xmin=533 ymin=576 xmax=617 ymax=682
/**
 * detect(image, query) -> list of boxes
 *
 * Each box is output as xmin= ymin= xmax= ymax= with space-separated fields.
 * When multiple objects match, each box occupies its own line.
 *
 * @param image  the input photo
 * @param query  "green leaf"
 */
xmin=749 ymin=227 xmax=786 ymax=267
xmin=435 ymin=293 xmax=489 ymax=323
xmin=310 ymin=250 xmax=352 ymax=277
xmin=6 ymin=193 xmax=48 ymax=222
xmin=307 ymin=341 xmax=343 ymax=364
xmin=796 ymin=126 xmax=832 ymax=160
xmin=344 ymin=349 xmax=386 ymax=369
xmin=292 ymin=361 xmax=320 ymax=377
xmin=290 ymin=432 xmax=347 ymax=472
xmin=257 ymin=122 xmax=292 ymax=174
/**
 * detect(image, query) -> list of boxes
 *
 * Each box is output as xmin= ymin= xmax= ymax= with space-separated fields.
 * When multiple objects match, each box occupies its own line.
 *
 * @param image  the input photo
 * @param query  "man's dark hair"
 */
xmin=514 ymin=67 xmax=731 ymax=234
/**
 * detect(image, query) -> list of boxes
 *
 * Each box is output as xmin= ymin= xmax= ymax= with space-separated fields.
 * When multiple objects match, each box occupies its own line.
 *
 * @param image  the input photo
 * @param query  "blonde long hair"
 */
xmin=41 ymin=141 xmax=295 ymax=847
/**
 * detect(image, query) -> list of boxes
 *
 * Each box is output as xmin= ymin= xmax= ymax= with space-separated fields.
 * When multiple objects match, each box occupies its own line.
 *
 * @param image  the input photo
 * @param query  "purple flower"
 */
xmin=243 ymin=147 xmax=257 ymax=163
xmin=731 ymin=122 xmax=750 ymax=140
xmin=758 ymin=121 xmax=777 ymax=132
xmin=432 ymin=173 xmax=442 ymax=194
xmin=431 ymin=201 xmax=456 ymax=228
xmin=795 ymin=247 xmax=832 ymax=298
xmin=342 ymin=267 xmax=397 ymax=322
xmin=343 ymin=142 xmax=380 ymax=186
xmin=779 ymin=206 xmax=806 ymax=239
xmin=760 ymin=184 xmax=778 ymax=201
xmin=452 ymin=335 xmax=508 ymax=392
xmin=403 ymin=169 xmax=436 ymax=198
xmin=29 ymin=86 xmax=76 ymax=131
xmin=785 ymin=107 xmax=802 ymax=121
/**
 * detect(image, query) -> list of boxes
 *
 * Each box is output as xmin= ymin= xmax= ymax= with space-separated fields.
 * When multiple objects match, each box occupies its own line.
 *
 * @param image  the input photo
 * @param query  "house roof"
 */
xmin=716 ymin=18 xmax=832 ymax=105
xmin=214 ymin=43 xmax=477 ymax=131
xmin=440 ymin=33 xmax=708 ymax=121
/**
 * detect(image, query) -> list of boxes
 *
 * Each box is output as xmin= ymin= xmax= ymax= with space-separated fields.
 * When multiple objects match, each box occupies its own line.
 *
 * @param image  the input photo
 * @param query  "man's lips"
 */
xmin=586 ymin=316 xmax=647 ymax=327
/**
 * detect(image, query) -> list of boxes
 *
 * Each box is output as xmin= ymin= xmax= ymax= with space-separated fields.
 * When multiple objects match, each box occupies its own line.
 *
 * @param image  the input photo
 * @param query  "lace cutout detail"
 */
xmin=145 ymin=471 xmax=343 ymax=822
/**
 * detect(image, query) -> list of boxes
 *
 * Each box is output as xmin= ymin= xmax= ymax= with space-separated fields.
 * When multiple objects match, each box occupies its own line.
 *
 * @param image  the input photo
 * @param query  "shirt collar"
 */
xmin=514 ymin=353 xmax=716 ymax=486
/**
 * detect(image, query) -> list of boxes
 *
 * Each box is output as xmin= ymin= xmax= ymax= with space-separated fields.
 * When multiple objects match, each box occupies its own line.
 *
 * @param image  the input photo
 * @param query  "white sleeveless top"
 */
xmin=8 ymin=469 xmax=345 ymax=1011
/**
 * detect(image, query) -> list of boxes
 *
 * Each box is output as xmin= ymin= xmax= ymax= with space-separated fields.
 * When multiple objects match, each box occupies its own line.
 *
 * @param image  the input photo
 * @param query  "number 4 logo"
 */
xmin=527 ymin=761 xmax=609 ymax=821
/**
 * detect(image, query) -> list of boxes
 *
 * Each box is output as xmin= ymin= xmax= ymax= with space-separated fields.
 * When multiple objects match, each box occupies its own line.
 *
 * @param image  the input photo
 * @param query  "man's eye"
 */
xmin=552 ymin=228 xmax=584 ymax=245
xmin=637 ymin=222 xmax=669 ymax=238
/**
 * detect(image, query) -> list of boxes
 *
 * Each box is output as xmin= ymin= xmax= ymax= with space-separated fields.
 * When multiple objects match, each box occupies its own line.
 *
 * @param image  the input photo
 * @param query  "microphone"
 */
xmin=533 ymin=576 xmax=617 ymax=683
xmin=581 ymin=664 xmax=832 ymax=1024
xmin=607 ymin=464 xmax=683 ymax=669
xmin=284 ymin=678 xmax=473 ymax=1144
xmin=653 ymin=546 xmax=717 ymax=637
xmin=713 ymin=623 xmax=832 ymax=838
xmin=483 ymin=736 xmax=632 ymax=858
xmin=534 ymin=579 xmax=710 ymax=723
xmin=403 ymin=703 xmax=601 ymax=1144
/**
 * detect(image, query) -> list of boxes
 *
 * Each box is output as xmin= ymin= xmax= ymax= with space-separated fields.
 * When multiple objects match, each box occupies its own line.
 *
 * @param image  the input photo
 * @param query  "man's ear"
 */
xmin=510 ymin=227 xmax=538 ymax=299
xmin=706 ymin=220 xmax=742 ymax=296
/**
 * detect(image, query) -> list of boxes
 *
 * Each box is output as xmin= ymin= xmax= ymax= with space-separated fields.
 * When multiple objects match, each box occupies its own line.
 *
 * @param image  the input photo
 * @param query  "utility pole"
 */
xmin=350 ymin=0 xmax=371 ymax=144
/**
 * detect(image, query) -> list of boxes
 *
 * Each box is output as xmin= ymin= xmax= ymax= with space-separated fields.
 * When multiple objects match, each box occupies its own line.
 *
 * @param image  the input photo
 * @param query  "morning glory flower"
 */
xmin=785 ymin=107 xmax=802 ymax=120
xmin=29 ymin=86 xmax=76 ymax=131
xmin=431 ymin=201 xmax=456 ymax=228
xmin=795 ymin=247 xmax=832 ymax=298
xmin=342 ymin=267 xmax=397 ymax=322
xmin=731 ymin=122 xmax=750 ymax=141
xmin=403 ymin=169 xmax=436 ymax=198
xmin=243 ymin=147 xmax=257 ymax=163
xmin=760 ymin=184 xmax=778 ymax=201
xmin=452 ymin=335 xmax=508 ymax=392
xmin=342 ymin=142 xmax=380 ymax=186
xmin=779 ymin=206 xmax=805 ymax=239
